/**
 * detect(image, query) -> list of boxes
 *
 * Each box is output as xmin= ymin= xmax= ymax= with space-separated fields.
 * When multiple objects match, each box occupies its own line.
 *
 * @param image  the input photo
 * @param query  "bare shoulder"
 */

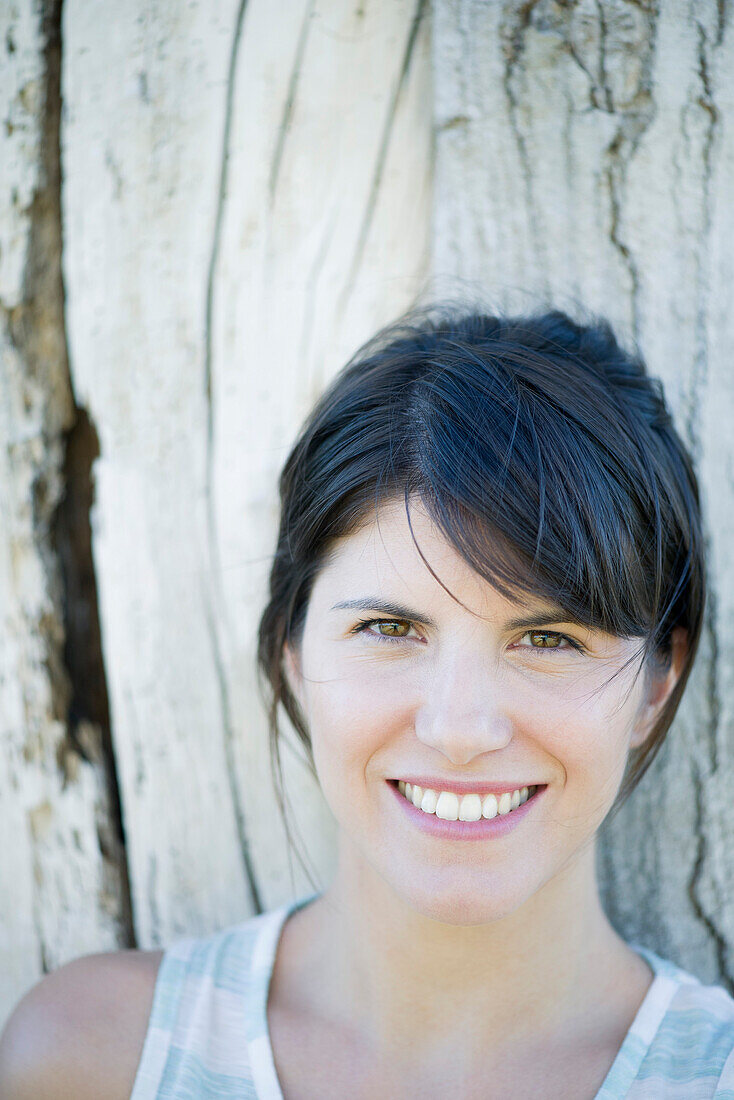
xmin=0 ymin=947 xmax=164 ymax=1100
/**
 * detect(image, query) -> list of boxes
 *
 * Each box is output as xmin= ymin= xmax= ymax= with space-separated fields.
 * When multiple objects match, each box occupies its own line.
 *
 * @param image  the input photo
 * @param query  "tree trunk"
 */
xmin=0 ymin=0 xmax=128 ymax=1018
xmin=2 ymin=0 xmax=732 ymax=1027
xmin=433 ymin=0 xmax=734 ymax=989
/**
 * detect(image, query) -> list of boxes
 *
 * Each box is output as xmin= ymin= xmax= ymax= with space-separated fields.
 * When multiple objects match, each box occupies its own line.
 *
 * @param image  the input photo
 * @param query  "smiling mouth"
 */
xmin=389 ymin=779 xmax=545 ymax=820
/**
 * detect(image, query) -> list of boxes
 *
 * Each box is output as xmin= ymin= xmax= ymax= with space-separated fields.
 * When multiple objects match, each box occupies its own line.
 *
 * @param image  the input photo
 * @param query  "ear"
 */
xmin=629 ymin=627 xmax=689 ymax=749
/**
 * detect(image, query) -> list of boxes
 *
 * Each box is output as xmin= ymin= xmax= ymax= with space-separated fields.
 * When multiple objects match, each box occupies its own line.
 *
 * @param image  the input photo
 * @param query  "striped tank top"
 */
xmin=130 ymin=890 xmax=734 ymax=1098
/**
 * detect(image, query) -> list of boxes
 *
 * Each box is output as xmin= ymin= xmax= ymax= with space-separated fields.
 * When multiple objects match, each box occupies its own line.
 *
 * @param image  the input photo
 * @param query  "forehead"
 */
xmin=309 ymin=497 xmax=545 ymax=620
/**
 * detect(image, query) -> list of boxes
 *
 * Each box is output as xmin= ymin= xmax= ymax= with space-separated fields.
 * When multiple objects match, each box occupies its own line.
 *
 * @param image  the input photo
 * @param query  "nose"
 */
xmin=413 ymin=646 xmax=513 ymax=764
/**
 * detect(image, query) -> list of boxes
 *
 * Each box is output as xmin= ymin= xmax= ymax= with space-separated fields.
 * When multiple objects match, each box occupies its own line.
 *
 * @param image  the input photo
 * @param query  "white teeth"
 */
xmin=458 ymin=793 xmax=483 ymax=821
xmin=396 ymin=781 xmax=537 ymax=821
xmin=420 ymin=788 xmax=438 ymax=813
xmin=482 ymin=793 xmax=498 ymax=819
xmin=436 ymin=791 xmax=460 ymax=820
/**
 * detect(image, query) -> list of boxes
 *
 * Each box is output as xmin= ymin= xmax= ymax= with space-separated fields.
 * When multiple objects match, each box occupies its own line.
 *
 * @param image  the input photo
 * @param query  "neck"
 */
xmin=297 ymin=837 xmax=641 ymax=1061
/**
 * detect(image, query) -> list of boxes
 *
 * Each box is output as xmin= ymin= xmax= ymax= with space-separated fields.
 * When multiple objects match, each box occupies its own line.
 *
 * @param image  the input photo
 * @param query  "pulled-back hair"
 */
xmin=257 ymin=303 xmax=705 ymax=882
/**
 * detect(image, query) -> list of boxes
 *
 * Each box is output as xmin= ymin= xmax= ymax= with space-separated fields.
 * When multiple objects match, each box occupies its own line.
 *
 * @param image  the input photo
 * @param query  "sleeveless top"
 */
xmin=129 ymin=890 xmax=734 ymax=1099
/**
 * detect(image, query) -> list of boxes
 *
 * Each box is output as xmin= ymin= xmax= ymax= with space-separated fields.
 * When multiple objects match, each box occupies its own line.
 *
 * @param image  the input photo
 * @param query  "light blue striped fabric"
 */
xmin=130 ymin=890 xmax=734 ymax=1099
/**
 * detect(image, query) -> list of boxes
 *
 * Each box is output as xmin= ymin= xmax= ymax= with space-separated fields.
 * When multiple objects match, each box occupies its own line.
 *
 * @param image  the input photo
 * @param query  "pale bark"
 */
xmin=2 ymin=0 xmax=733 ymax=1029
xmin=60 ymin=0 xmax=431 ymax=956
xmin=433 ymin=0 xmax=734 ymax=989
xmin=0 ymin=0 xmax=127 ymax=1022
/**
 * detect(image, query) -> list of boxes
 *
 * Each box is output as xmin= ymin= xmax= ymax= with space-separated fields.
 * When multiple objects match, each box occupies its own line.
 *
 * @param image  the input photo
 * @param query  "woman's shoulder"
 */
xmin=0 ymin=902 xmax=301 ymax=1100
xmin=0 ymin=946 xmax=164 ymax=1100
xmin=630 ymin=946 xmax=734 ymax=1089
xmin=0 ymin=905 xmax=278 ymax=1100
xmin=640 ymin=945 xmax=734 ymax=1019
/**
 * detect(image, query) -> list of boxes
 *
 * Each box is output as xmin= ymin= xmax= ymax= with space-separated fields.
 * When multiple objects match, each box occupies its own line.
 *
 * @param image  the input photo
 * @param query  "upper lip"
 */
xmin=390 ymin=776 xmax=544 ymax=795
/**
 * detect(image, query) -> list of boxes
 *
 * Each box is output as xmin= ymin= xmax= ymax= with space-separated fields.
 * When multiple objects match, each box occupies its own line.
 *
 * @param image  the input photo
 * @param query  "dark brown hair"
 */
xmin=256 ymin=303 xmax=705 ymax=885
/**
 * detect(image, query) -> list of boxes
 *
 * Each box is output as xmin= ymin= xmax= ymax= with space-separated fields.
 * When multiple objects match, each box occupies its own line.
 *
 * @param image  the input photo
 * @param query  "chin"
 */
xmin=385 ymin=867 xmax=537 ymax=927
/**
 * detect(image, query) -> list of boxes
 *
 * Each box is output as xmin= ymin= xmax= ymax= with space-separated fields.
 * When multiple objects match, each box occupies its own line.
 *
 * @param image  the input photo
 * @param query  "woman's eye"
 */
xmin=517 ymin=630 xmax=579 ymax=652
xmin=350 ymin=620 xmax=582 ymax=653
xmin=352 ymin=618 xmax=415 ymax=642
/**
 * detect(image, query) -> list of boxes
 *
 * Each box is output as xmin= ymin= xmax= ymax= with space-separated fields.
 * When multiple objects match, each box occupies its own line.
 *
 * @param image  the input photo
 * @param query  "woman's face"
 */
xmin=285 ymin=496 xmax=683 ymax=925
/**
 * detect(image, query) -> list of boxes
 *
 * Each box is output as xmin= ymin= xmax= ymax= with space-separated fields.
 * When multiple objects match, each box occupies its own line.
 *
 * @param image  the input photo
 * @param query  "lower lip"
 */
xmin=387 ymin=780 xmax=546 ymax=840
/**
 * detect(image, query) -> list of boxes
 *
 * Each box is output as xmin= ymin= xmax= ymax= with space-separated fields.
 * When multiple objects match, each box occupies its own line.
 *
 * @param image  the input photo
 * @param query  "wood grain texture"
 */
xmin=60 ymin=0 xmax=431 ymax=955
xmin=4 ymin=0 xmax=732 ymax=1033
xmin=0 ymin=1 xmax=126 ymax=1025
xmin=432 ymin=0 xmax=734 ymax=989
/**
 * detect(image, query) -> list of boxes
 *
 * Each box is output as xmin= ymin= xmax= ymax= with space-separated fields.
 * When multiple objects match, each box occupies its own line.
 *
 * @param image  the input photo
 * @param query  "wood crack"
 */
xmin=202 ymin=0 xmax=263 ymax=915
xmin=594 ymin=0 xmax=614 ymax=111
xmin=682 ymin=11 xmax=727 ymax=974
xmin=268 ymin=0 xmax=315 ymax=207
xmin=337 ymin=0 xmax=429 ymax=319
xmin=683 ymin=15 xmax=721 ymax=457
xmin=600 ymin=6 xmax=659 ymax=342
xmin=3 ymin=0 xmax=135 ymax=954
xmin=501 ymin=0 xmax=549 ymax=297
xmin=688 ymin=759 xmax=732 ymax=991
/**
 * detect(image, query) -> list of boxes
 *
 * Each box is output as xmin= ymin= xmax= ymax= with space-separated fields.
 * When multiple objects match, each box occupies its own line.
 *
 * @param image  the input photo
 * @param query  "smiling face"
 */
xmin=285 ymin=495 xmax=684 ymax=926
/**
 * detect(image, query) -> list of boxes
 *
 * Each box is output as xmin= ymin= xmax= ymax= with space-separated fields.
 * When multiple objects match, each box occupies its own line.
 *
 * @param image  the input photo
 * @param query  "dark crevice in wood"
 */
xmin=504 ymin=1 xmax=658 ymax=337
xmin=683 ymin=14 xmax=721 ymax=459
xmin=688 ymin=759 xmax=732 ymax=992
xmin=42 ymin=0 xmax=135 ymax=947
xmin=599 ymin=6 xmax=659 ymax=343
xmin=55 ymin=406 xmax=136 ymax=949
xmin=716 ymin=0 xmax=728 ymax=47
xmin=594 ymin=0 xmax=614 ymax=111
xmin=563 ymin=37 xmax=598 ymax=109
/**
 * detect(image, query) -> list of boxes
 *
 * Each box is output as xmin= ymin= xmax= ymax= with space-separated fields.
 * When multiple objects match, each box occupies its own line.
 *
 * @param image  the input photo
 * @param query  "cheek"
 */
xmin=306 ymin=660 xmax=415 ymax=782
xmin=537 ymin=687 xmax=637 ymax=796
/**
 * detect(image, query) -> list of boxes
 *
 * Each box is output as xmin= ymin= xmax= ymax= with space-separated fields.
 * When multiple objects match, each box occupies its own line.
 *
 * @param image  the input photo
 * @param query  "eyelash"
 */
xmin=349 ymin=618 xmax=585 ymax=654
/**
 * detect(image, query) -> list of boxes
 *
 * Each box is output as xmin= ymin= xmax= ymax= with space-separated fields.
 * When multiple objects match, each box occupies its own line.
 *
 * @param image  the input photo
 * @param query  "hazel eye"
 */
xmin=372 ymin=619 xmax=412 ymax=638
xmin=517 ymin=630 xmax=578 ymax=651
xmin=351 ymin=618 xmax=416 ymax=642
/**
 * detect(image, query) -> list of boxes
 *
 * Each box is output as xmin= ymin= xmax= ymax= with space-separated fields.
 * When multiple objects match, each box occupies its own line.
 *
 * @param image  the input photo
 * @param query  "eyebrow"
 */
xmin=330 ymin=598 xmax=582 ymax=633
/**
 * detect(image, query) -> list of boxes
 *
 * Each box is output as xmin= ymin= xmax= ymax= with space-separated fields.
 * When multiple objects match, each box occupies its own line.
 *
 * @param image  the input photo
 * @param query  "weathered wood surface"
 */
xmin=60 ymin=0 xmax=431 ymax=954
xmin=0 ymin=1 xmax=127 ymax=1022
xmin=433 ymin=0 xmax=734 ymax=988
xmin=3 ymin=0 xmax=734 ymax=1032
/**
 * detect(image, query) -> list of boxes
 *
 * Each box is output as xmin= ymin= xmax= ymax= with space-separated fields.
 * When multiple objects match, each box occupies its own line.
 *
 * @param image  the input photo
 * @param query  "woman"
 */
xmin=1 ymin=304 xmax=732 ymax=1098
